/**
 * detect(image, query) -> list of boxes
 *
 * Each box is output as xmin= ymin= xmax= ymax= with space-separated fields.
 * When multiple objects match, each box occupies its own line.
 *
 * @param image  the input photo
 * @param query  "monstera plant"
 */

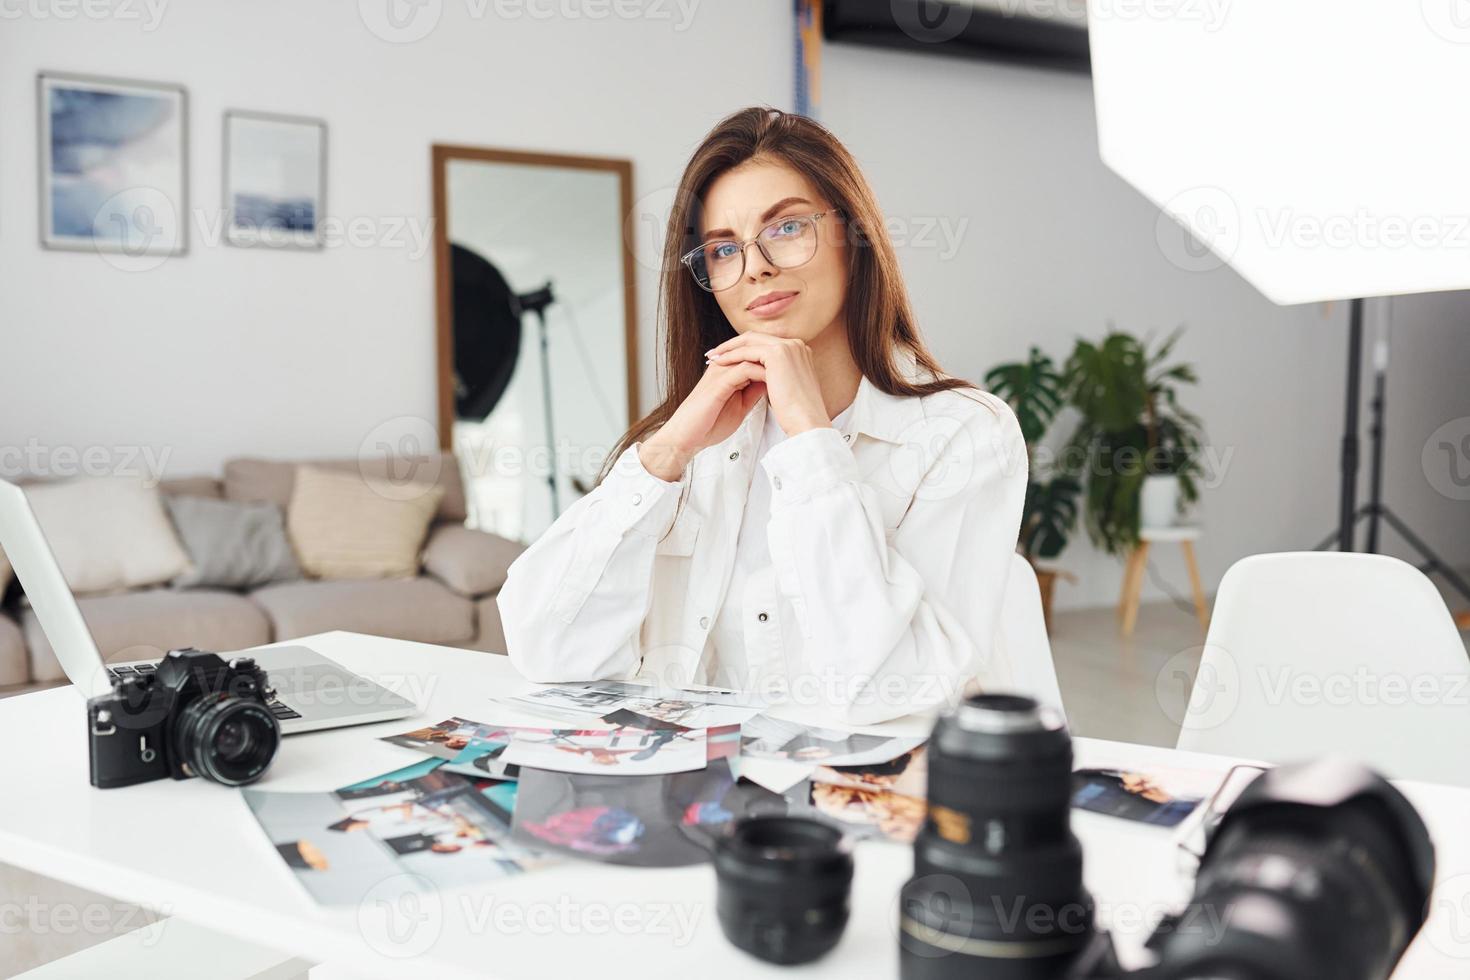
xmin=985 ymin=346 xmax=1080 ymax=628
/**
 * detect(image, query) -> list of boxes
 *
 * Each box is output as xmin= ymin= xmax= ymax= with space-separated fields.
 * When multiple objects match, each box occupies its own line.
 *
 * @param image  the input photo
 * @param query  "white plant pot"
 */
xmin=1140 ymin=474 xmax=1182 ymax=529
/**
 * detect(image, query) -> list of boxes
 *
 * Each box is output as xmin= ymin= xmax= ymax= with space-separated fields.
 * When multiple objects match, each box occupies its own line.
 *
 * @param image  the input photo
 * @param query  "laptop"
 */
xmin=0 ymin=478 xmax=419 ymax=734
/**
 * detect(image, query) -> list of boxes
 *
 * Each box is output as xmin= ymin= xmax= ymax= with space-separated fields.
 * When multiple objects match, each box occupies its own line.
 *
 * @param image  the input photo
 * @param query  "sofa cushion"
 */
xmin=250 ymin=577 xmax=474 ymax=646
xmin=421 ymin=525 xmax=525 ymax=597
xmin=22 ymin=588 xmax=272 ymax=683
xmin=24 ymin=477 xmax=192 ymax=595
xmin=0 ymin=613 xmax=27 ymax=687
xmin=225 ymin=455 xmax=466 ymax=524
xmin=287 ymin=467 xmax=444 ymax=579
xmin=164 ymin=496 xmax=302 ymax=590
xmin=464 ymin=594 xmax=511 ymax=655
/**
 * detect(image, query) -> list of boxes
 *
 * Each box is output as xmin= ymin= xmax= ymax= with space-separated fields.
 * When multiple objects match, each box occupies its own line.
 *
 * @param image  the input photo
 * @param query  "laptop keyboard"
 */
xmin=106 ymin=663 xmax=302 ymax=721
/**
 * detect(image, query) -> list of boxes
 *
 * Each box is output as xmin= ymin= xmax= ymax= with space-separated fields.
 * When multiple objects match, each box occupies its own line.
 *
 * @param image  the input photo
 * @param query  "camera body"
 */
xmin=87 ymin=647 xmax=281 ymax=789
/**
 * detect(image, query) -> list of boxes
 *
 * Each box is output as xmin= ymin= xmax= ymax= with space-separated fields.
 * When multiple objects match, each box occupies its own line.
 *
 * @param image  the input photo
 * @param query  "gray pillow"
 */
xmin=164 ymin=495 xmax=301 ymax=590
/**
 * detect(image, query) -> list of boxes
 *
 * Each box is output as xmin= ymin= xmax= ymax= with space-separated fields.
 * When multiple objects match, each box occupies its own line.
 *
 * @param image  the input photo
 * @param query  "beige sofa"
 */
xmin=0 ymin=455 xmax=525 ymax=687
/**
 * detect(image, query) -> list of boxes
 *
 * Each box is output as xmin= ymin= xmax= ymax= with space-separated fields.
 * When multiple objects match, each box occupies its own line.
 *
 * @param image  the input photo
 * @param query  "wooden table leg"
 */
xmin=1181 ymin=539 xmax=1210 ymax=632
xmin=1120 ymin=541 xmax=1150 ymax=636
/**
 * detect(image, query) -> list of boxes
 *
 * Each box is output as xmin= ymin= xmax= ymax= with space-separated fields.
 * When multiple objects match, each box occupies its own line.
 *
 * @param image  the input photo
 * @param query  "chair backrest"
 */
xmin=996 ymin=553 xmax=1067 ymax=721
xmin=1177 ymin=551 xmax=1470 ymax=788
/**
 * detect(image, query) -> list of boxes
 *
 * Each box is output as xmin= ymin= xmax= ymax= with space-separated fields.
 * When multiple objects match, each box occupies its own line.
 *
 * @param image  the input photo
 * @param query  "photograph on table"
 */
xmin=739 ymin=714 xmax=925 ymax=766
xmin=789 ymin=780 xmax=926 ymax=844
xmin=502 ymin=681 xmax=763 ymax=729
xmin=812 ymin=745 xmax=927 ymax=799
xmin=500 ymin=726 xmax=708 ymax=776
xmin=511 ymin=759 xmax=780 ymax=867
xmin=1070 ymin=766 xmax=1219 ymax=827
xmin=382 ymin=717 xmax=603 ymax=763
xmin=441 ymin=734 xmax=520 ymax=780
xmin=244 ymin=762 xmax=550 ymax=905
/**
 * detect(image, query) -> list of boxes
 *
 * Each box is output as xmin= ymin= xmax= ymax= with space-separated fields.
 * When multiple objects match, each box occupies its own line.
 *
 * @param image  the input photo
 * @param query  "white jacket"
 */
xmin=496 ymin=349 xmax=1029 ymax=725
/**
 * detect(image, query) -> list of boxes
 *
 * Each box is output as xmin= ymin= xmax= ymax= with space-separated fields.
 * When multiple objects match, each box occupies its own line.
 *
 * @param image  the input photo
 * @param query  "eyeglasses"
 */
xmin=680 ymin=210 xmax=838 ymax=292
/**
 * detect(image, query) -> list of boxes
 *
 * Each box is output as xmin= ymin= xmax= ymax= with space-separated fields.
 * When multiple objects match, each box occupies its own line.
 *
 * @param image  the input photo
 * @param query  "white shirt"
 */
xmin=704 ymin=398 xmax=855 ymax=691
xmin=496 ymin=346 xmax=1029 ymax=725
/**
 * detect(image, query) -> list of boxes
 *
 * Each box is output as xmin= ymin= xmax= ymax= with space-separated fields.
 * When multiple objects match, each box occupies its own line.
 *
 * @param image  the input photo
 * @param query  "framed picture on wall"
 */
xmin=223 ymin=110 xmax=327 ymax=249
xmin=37 ymin=72 xmax=189 ymax=255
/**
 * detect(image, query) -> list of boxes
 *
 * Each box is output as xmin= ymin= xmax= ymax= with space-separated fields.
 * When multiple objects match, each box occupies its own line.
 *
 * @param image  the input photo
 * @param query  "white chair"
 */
xmin=994 ymin=552 xmax=1068 ymax=722
xmin=1177 ymin=551 xmax=1470 ymax=788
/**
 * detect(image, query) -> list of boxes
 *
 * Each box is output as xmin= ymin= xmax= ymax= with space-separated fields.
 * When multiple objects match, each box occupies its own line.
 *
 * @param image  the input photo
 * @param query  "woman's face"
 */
xmin=698 ymin=158 xmax=849 ymax=346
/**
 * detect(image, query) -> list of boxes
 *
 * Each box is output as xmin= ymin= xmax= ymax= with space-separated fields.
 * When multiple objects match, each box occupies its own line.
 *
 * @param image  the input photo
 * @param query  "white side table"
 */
xmin=1118 ymin=525 xmax=1209 ymax=636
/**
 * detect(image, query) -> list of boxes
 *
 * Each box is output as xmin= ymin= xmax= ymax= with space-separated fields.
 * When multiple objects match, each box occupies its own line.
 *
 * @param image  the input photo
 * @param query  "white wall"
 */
xmin=2 ymin=4 xmax=1465 ymax=611
xmin=820 ymin=44 xmax=1470 ymax=609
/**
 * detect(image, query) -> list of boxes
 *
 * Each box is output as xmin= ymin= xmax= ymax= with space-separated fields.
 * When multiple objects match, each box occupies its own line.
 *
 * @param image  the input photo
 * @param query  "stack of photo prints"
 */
xmin=243 ymin=682 xmax=1216 ymax=905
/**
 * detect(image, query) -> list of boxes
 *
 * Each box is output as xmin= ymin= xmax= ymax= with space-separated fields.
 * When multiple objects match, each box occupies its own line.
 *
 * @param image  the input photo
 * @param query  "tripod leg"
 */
xmin=1376 ymin=509 xmax=1470 ymax=606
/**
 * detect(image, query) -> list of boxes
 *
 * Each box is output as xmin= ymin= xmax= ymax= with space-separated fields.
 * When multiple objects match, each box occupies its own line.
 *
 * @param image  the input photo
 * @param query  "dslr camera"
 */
xmin=900 ymin=693 xmax=1435 ymax=980
xmin=87 ymin=647 xmax=282 ymax=789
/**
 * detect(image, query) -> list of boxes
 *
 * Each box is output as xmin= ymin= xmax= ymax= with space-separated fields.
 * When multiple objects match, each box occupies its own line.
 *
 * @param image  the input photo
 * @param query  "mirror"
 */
xmin=433 ymin=145 xmax=639 ymax=542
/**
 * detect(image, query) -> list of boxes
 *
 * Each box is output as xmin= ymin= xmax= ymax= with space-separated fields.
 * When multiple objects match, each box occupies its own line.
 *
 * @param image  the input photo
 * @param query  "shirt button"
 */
xmin=632 ymin=492 xmax=642 ymax=505
xmin=699 ymin=616 xmax=709 ymax=629
xmin=843 ymin=433 xmax=851 ymax=442
xmin=772 ymin=476 xmax=782 ymax=490
xmin=757 ymin=612 xmax=768 ymax=622
xmin=729 ymin=451 xmax=740 ymax=461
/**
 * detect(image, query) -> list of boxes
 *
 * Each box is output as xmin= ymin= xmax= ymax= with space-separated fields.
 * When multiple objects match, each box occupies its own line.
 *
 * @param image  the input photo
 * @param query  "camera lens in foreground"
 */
xmin=714 ymin=815 xmax=854 ymax=965
xmin=177 ymin=696 xmax=281 ymax=786
xmin=902 ymin=693 xmax=1095 ymax=979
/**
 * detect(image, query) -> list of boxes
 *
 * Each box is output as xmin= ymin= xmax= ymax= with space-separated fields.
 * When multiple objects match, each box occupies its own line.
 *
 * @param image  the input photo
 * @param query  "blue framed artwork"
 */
xmin=223 ymin=110 xmax=327 ymax=250
xmin=38 ymin=72 xmax=188 ymax=255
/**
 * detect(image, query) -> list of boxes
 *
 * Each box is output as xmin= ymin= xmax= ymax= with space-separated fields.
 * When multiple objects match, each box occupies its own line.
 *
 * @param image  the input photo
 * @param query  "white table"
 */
xmin=2 ymin=631 xmax=1467 ymax=979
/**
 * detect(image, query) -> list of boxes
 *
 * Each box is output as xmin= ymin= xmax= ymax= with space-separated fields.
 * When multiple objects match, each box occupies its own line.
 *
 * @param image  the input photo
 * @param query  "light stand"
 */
xmin=1312 ymin=298 xmax=1470 ymax=607
xmin=515 ymin=282 xmax=560 ymax=518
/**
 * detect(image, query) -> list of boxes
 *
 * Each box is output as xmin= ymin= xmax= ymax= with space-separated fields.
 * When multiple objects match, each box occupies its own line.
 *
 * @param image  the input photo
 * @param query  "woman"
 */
xmin=496 ymin=106 xmax=1026 ymax=725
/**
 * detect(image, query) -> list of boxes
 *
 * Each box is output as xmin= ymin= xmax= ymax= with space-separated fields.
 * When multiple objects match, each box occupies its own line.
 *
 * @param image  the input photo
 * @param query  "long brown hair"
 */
xmin=600 ymin=105 xmax=978 ymax=485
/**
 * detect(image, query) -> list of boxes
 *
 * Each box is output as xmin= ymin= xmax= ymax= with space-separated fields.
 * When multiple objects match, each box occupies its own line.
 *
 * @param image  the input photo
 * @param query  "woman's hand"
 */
xmin=637 ymin=357 xmax=768 ymax=481
xmin=704 ymin=335 xmax=830 ymax=436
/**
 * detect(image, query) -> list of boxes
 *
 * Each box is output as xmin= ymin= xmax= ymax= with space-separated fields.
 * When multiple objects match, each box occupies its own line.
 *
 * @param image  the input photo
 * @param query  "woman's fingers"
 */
xmin=705 ymin=333 xmax=806 ymax=360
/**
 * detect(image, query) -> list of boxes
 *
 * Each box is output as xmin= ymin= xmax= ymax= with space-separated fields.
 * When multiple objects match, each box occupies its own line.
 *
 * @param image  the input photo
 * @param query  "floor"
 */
xmin=3 ymin=587 xmax=1467 ymax=976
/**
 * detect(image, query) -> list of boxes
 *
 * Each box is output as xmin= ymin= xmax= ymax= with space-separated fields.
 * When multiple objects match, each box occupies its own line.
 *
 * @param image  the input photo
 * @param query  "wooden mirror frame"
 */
xmin=431 ymin=144 xmax=640 ymax=450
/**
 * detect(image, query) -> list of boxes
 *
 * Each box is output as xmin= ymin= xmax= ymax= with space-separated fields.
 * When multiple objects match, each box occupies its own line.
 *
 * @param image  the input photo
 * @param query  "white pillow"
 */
xmin=24 ymin=477 xmax=192 ymax=594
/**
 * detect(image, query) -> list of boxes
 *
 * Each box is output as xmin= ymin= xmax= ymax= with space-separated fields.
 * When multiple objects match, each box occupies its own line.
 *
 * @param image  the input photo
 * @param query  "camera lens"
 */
xmin=900 ymin=693 xmax=1094 ymax=979
xmin=177 ymin=696 xmax=280 ymax=786
xmin=714 ymin=815 xmax=853 ymax=965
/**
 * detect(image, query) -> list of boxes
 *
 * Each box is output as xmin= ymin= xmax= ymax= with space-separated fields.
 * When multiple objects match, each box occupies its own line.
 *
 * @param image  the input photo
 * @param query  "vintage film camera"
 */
xmin=87 ymin=647 xmax=281 ymax=789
